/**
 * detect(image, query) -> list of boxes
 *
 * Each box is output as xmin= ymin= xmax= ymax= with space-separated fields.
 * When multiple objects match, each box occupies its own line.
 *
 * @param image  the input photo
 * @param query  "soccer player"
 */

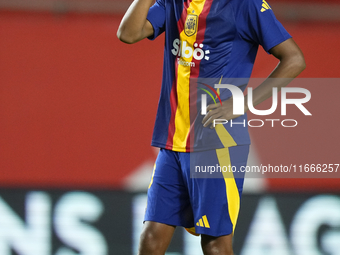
xmin=117 ymin=0 xmax=305 ymax=254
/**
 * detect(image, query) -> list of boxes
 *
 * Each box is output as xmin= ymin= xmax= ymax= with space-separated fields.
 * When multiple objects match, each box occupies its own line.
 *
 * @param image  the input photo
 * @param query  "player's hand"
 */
xmin=202 ymin=98 xmax=244 ymax=128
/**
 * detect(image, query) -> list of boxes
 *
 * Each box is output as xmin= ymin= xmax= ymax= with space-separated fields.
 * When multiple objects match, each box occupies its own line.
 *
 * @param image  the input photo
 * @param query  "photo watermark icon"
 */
xmin=199 ymin=83 xmax=312 ymax=128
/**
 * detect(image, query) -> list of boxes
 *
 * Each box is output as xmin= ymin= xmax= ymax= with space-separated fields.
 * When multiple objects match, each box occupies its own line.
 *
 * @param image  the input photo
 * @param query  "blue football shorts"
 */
xmin=144 ymin=145 xmax=249 ymax=237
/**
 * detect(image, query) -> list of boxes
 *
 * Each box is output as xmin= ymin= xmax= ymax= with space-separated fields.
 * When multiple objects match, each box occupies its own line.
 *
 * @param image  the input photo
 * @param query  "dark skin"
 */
xmin=117 ymin=1 xmax=305 ymax=254
xmin=117 ymin=0 xmax=154 ymax=44
xmin=139 ymin=221 xmax=234 ymax=255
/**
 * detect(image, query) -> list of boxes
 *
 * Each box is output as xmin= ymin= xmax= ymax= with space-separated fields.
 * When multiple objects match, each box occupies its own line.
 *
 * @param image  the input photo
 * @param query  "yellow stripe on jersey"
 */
xmin=148 ymin=164 xmax=156 ymax=189
xmin=214 ymin=76 xmax=237 ymax=148
xmin=172 ymin=0 xmax=207 ymax=151
xmin=216 ymin=76 xmax=223 ymax=99
xmin=216 ymin=147 xmax=240 ymax=233
xmin=215 ymin=124 xmax=237 ymax=148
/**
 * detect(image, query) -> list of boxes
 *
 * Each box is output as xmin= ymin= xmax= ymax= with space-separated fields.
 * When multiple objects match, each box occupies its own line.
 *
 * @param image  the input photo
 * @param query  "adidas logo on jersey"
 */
xmin=196 ymin=215 xmax=210 ymax=228
xmin=261 ymin=0 xmax=271 ymax=12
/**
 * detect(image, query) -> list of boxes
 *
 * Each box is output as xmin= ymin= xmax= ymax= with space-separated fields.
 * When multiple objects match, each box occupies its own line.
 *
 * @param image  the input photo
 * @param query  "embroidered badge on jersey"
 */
xmin=184 ymin=14 xmax=198 ymax=37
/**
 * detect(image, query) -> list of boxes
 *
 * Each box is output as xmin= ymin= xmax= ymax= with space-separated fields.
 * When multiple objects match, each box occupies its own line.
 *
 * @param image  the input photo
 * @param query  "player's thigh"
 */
xmin=145 ymin=148 xmax=194 ymax=227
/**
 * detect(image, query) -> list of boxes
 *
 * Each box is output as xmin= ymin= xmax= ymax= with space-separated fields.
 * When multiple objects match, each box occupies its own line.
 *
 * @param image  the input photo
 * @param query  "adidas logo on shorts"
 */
xmin=196 ymin=215 xmax=210 ymax=228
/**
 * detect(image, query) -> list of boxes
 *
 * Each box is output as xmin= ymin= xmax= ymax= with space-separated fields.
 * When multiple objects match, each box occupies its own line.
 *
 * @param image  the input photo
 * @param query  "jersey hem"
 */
xmin=151 ymin=141 xmax=251 ymax=152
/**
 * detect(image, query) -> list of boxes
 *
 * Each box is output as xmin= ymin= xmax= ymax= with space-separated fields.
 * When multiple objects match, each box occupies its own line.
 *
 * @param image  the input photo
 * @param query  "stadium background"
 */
xmin=0 ymin=0 xmax=339 ymax=254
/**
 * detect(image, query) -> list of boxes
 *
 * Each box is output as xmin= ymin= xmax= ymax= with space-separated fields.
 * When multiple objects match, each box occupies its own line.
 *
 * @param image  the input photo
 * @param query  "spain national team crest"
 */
xmin=184 ymin=14 xmax=198 ymax=37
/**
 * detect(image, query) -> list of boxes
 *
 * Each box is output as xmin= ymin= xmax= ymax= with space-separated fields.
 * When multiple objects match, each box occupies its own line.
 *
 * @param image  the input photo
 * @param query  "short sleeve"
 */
xmin=237 ymin=0 xmax=292 ymax=52
xmin=146 ymin=0 xmax=166 ymax=40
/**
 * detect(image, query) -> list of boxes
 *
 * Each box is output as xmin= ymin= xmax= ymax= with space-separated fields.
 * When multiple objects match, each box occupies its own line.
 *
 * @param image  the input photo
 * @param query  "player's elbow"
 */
xmin=117 ymin=27 xmax=141 ymax=44
xmin=294 ymin=52 xmax=306 ymax=72
xmin=117 ymin=29 xmax=136 ymax=44
xmin=286 ymin=51 xmax=306 ymax=76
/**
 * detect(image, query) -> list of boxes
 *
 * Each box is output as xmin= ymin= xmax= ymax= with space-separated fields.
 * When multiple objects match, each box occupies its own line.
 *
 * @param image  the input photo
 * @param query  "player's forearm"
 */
xmin=244 ymin=43 xmax=306 ymax=111
xmin=117 ymin=0 xmax=154 ymax=44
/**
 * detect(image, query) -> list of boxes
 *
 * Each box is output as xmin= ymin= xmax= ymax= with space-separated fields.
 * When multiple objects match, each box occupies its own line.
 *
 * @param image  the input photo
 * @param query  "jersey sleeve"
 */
xmin=146 ymin=0 xmax=166 ymax=40
xmin=237 ymin=0 xmax=291 ymax=52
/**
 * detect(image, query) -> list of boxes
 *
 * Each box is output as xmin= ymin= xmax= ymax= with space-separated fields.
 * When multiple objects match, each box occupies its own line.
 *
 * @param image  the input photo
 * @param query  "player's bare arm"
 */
xmin=247 ymin=38 xmax=306 ymax=107
xmin=202 ymin=38 xmax=306 ymax=127
xmin=117 ymin=0 xmax=154 ymax=44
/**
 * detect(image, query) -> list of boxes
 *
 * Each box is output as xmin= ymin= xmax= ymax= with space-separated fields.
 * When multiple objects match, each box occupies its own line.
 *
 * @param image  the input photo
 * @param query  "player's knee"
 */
xmin=201 ymin=235 xmax=234 ymax=255
xmin=202 ymin=243 xmax=234 ymax=255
